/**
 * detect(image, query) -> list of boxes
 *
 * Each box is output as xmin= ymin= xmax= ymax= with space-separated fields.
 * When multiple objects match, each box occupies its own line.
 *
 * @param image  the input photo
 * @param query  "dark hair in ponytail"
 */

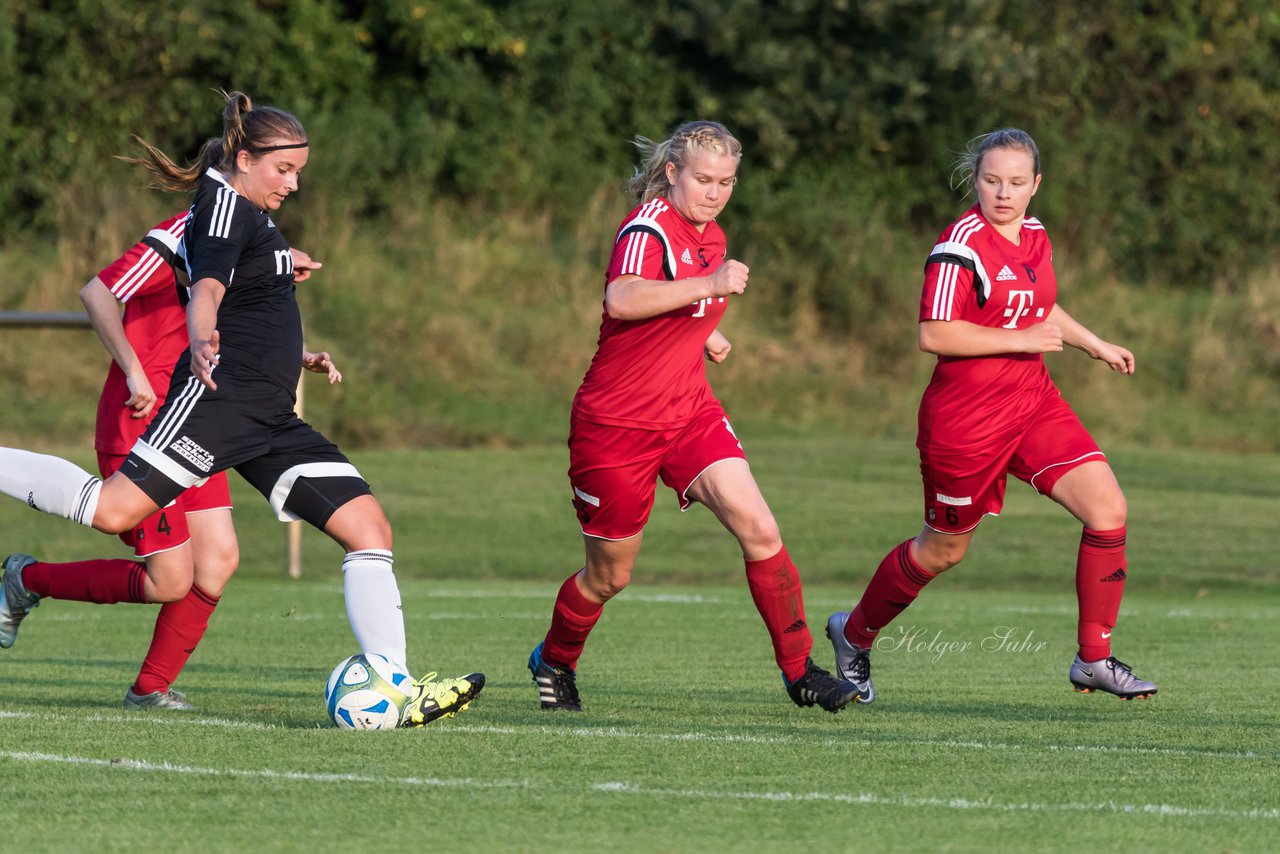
xmin=120 ymin=90 xmax=307 ymax=192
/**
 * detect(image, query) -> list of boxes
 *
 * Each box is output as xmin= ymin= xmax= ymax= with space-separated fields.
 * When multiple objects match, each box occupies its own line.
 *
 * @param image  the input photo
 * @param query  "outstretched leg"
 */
xmin=0 ymin=448 xmax=158 ymax=533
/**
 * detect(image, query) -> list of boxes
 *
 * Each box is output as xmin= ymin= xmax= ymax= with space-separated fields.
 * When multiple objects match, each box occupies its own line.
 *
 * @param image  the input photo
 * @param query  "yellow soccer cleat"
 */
xmin=399 ymin=671 xmax=486 ymax=727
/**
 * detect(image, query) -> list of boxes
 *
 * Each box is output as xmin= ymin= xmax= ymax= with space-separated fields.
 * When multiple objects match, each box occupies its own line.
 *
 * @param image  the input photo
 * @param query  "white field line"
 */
xmin=0 ymin=709 xmax=281 ymax=731
xmin=39 ymin=599 xmax=1278 ymax=622
xmin=590 ymin=781 xmax=1280 ymax=820
xmin=1 ymin=709 xmax=1269 ymax=762
xmin=256 ymin=583 xmax=734 ymax=605
xmin=989 ymin=604 xmax=1280 ymax=620
xmin=0 ymin=749 xmax=1272 ymax=821
xmin=426 ymin=589 xmax=735 ymax=605
xmin=0 ymin=751 xmax=526 ymax=790
xmin=443 ymin=724 xmax=1273 ymax=763
xmin=261 ymin=584 xmax=1280 ymax=619
xmin=35 ymin=578 xmax=1278 ymax=620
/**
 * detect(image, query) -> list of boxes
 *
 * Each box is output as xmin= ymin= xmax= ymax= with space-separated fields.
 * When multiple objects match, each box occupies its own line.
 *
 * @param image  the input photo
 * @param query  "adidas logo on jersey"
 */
xmin=996 ymin=265 xmax=1017 ymax=281
xmin=681 ymin=248 xmax=693 ymax=265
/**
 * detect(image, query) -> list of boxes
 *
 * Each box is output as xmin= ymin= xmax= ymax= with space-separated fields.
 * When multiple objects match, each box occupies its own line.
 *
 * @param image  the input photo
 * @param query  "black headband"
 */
xmin=245 ymin=141 xmax=309 ymax=154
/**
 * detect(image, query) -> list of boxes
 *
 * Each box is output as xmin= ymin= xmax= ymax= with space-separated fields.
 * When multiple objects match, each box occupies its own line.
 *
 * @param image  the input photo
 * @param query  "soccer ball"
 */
xmin=324 ymin=653 xmax=414 ymax=730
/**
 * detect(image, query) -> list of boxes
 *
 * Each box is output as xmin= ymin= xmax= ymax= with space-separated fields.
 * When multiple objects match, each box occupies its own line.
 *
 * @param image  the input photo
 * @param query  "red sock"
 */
xmin=132 ymin=584 xmax=220 ymax=695
xmin=22 ymin=558 xmax=148 ymax=604
xmin=1076 ymin=527 xmax=1126 ymax=661
xmin=845 ymin=540 xmax=937 ymax=649
xmin=541 ymin=571 xmax=603 ymax=670
xmin=744 ymin=545 xmax=812 ymax=683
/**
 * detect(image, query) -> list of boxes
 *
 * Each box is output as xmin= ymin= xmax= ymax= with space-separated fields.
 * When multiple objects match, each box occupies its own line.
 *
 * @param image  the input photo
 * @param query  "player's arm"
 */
xmin=1046 ymin=304 xmax=1134 ymax=374
xmin=705 ymin=328 xmax=732 ymax=363
xmin=918 ymin=319 xmax=1064 ymax=357
xmin=79 ymin=275 xmax=158 ymax=419
xmin=188 ymin=278 xmax=226 ymax=391
xmin=301 ymin=348 xmax=343 ymax=383
xmin=604 ymin=261 xmax=749 ymax=321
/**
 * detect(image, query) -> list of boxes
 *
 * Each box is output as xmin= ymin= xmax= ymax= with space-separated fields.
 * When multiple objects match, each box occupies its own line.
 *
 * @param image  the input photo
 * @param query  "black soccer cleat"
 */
xmin=784 ymin=658 xmax=861 ymax=713
xmin=528 ymin=642 xmax=583 ymax=711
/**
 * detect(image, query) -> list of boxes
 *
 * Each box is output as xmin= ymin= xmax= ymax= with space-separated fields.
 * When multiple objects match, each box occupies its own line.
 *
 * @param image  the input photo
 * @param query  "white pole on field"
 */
xmin=286 ymin=374 xmax=304 ymax=578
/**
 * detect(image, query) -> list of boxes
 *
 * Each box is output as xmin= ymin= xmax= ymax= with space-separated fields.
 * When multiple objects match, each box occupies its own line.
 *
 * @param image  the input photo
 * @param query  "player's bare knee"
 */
xmin=583 ymin=562 xmax=632 ymax=601
xmin=353 ymin=517 xmax=392 ymax=552
xmin=589 ymin=574 xmax=630 ymax=601
xmin=92 ymin=505 xmax=136 ymax=536
xmin=733 ymin=512 xmax=781 ymax=555
xmin=916 ymin=539 xmax=967 ymax=574
xmin=1084 ymin=492 xmax=1127 ymax=531
xmin=149 ymin=574 xmax=192 ymax=603
xmin=199 ymin=542 xmax=240 ymax=577
xmin=326 ymin=503 xmax=393 ymax=552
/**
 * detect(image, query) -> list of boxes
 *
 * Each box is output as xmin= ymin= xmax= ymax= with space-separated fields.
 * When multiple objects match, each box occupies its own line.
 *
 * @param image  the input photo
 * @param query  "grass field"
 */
xmin=1 ymin=439 xmax=1277 ymax=851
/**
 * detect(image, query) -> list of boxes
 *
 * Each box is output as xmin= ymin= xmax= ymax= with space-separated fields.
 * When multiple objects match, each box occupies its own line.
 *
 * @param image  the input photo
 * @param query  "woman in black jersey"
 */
xmin=0 ymin=92 xmax=482 ymax=726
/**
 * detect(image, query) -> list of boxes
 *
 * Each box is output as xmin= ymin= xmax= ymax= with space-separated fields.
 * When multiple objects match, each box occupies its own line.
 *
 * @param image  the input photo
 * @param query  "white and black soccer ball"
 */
xmin=324 ymin=653 xmax=414 ymax=730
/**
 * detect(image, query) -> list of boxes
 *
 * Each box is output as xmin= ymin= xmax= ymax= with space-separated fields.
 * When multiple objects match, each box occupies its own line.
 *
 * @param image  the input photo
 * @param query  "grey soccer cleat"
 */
xmin=825 ymin=611 xmax=875 ymax=704
xmin=124 ymin=688 xmax=196 ymax=711
xmin=0 ymin=553 xmax=41 ymax=649
xmin=1069 ymin=655 xmax=1158 ymax=700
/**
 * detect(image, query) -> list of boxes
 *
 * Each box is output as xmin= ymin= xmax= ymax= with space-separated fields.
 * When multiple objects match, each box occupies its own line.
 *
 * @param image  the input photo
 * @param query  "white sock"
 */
xmin=0 ymin=448 xmax=101 ymax=527
xmin=341 ymin=550 xmax=408 ymax=671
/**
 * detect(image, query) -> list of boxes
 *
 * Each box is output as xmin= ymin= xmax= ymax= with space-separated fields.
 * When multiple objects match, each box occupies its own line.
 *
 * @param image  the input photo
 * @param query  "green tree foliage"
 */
xmin=2 ymin=0 xmax=1277 ymax=291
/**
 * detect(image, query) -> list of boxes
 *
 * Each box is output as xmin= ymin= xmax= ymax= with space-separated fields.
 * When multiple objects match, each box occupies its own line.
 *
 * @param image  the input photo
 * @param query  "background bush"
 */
xmin=2 ymin=0 xmax=1277 ymax=451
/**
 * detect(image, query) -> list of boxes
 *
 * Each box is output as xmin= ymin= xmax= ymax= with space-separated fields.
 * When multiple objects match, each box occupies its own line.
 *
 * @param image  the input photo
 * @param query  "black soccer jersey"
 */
xmin=182 ymin=168 xmax=303 ymax=396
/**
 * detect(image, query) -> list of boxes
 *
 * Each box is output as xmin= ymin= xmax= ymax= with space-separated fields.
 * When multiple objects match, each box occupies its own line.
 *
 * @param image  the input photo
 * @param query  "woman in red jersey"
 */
xmin=1 ymin=211 xmax=327 ymax=710
xmin=527 ymin=121 xmax=859 ymax=713
xmin=826 ymin=128 xmax=1157 ymax=702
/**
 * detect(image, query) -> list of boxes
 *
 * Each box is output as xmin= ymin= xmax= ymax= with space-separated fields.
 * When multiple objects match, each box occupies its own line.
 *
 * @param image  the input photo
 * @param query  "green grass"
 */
xmin=1 ymin=440 xmax=1277 ymax=851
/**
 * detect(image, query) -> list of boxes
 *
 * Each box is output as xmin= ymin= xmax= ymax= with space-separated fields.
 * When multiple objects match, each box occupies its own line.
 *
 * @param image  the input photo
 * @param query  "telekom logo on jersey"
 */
xmin=1001 ymin=290 xmax=1037 ymax=329
xmin=690 ymin=297 xmax=726 ymax=318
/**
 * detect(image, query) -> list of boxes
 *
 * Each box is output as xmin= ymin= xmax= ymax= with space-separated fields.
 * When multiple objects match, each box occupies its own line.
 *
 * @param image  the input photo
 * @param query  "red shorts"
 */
xmin=918 ymin=392 xmax=1103 ymax=534
xmin=98 ymin=452 xmax=233 ymax=558
xmin=568 ymin=402 xmax=747 ymax=540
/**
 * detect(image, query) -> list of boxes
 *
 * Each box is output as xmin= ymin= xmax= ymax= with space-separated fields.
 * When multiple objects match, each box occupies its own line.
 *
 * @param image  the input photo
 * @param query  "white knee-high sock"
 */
xmin=0 ymin=448 xmax=101 ymax=527
xmin=341 ymin=550 xmax=408 ymax=671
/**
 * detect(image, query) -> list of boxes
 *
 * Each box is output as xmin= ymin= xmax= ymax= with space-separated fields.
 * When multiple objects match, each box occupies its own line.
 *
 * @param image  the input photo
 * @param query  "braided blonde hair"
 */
xmin=627 ymin=121 xmax=742 ymax=204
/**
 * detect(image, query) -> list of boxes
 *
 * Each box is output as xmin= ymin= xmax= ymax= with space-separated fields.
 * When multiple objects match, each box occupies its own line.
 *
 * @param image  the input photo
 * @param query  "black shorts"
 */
xmin=122 ymin=371 xmax=371 ymax=529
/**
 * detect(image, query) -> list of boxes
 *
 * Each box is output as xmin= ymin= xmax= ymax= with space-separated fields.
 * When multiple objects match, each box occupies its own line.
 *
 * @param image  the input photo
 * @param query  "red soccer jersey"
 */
xmin=572 ymin=197 xmax=729 ymax=429
xmin=93 ymin=214 xmax=190 ymax=455
xmin=916 ymin=205 xmax=1059 ymax=453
